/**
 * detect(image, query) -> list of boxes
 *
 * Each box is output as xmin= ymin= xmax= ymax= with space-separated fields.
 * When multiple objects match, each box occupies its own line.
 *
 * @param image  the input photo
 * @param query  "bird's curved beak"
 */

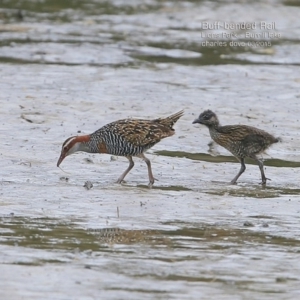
xmin=57 ymin=153 xmax=66 ymax=167
xmin=192 ymin=118 xmax=201 ymax=124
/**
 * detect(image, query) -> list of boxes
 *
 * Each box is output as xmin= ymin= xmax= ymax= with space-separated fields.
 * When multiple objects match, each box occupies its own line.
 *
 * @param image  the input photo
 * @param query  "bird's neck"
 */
xmin=207 ymin=123 xmax=221 ymax=139
xmin=207 ymin=122 xmax=220 ymax=131
xmin=74 ymin=135 xmax=94 ymax=153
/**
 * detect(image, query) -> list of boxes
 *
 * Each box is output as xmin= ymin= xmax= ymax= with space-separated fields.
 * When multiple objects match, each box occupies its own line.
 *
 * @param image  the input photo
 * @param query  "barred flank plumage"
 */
xmin=88 ymin=110 xmax=184 ymax=156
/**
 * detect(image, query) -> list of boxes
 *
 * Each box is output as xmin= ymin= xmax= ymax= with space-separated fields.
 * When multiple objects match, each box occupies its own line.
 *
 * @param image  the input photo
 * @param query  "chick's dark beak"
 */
xmin=192 ymin=118 xmax=201 ymax=124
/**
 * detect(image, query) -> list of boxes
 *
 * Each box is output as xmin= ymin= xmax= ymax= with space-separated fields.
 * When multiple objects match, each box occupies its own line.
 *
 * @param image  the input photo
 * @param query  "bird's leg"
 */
xmin=250 ymin=155 xmax=269 ymax=185
xmin=117 ymin=156 xmax=134 ymax=184
xmin=230 ymin=158 xmax=246 ymax=184
xmin=138 ymin=153 xmax=157 ymax=188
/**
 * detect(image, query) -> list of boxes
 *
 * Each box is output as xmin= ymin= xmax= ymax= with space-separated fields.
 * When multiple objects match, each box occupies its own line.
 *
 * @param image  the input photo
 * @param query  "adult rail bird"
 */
xmin=193 ymin=110 xmax=279 ymax=185
xmin=57 ymin=110 xmax=184 ymax=187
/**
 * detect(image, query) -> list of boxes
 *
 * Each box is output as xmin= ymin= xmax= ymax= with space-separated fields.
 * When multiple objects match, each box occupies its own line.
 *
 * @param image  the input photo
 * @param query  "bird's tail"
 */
xmin=156 ymin=110 xmax=184 ymax=128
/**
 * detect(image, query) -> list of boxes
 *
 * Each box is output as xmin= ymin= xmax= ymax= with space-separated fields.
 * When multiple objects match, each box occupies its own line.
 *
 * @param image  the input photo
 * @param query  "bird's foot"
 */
xmin=116 ymin=178 xmax=125 ymax=184
xmin=261 ymin=177 xmax=271 ymax=185
xmin=230 ymin=180 xmax=237 ymax=185
xmin=148 ymin=177 xmax=158 ymax=188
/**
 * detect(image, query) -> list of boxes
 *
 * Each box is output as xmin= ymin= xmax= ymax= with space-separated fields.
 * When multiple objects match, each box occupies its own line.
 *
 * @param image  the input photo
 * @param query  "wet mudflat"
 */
xmin=1 ymin=0 xmax=300 ymax=299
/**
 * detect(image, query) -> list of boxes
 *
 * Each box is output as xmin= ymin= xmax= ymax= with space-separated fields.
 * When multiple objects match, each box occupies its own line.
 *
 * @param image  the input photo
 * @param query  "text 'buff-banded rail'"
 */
xmin=193 ymin=110 xmax=280 ymax=185
xmin=57 ymin=110 xmax=184 ymax=187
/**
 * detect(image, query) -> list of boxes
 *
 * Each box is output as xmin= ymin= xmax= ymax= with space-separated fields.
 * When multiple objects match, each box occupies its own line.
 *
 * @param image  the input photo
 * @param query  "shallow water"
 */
xmin=1 ymin=0 xmax=300 ymax=299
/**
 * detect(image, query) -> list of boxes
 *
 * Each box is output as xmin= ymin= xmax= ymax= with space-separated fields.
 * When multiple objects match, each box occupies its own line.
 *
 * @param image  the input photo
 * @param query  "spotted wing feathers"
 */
xmin=107 ymin=110 xmax=183 ymax=147
xmin=218 ymin=125 xmax=279 ymax=144
xmin=153 ymin=110 xmax=184 ymax=129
